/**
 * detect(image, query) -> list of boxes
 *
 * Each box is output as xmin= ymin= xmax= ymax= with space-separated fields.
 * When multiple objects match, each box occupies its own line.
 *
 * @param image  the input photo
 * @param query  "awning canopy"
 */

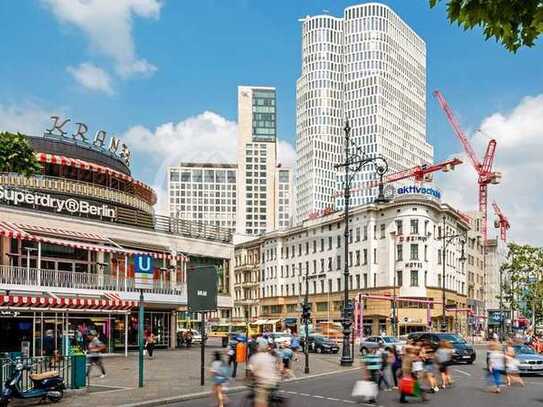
xmin=35 ymin=152 xmax=154 ymax=195
xmin=0 ymin=220 xmax=188 ymax=261
xmin=0 ymin=295 xmax=136 ymax=310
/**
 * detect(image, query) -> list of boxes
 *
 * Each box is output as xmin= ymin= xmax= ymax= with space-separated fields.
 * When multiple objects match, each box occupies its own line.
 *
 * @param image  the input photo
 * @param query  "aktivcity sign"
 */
xmin=396 ymin=185 xmax=441 ymax=200
xmin=44 ymin=116 xmax=131 ymax=167
xmin=0 ymin=186 xmax=117 ymax=219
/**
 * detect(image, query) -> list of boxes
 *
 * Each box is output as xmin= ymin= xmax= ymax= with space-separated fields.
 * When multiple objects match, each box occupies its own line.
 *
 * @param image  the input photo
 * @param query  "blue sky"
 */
xmin=0 ymin=0 xmax=542 ymax=243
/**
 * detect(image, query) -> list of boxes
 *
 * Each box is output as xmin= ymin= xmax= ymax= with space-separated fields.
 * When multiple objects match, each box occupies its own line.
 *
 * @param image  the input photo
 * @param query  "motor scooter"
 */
xmin=0 ymin=359 xmax=65 ymax=406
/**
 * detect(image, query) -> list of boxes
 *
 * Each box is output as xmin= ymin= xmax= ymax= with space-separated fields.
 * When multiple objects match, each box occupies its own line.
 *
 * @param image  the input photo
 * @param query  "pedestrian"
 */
xmin=280 ymin=341 xmax=295 ymax=379
xmin=378 ymin=344 xmax=393 ymax=391
xmin=361 ymin=347 xmax=382 ymax=404
xmin=210 ymin=351 xmax=229 ymax=407
xmin=435 ymin=340 xmax=452 ymax=389
xmin=145 ymin=331 xmax=156 ymax=359
xmin=290 ymin=335 xmax=300 ymax=361
xmin=505 ymin=340 xmax=524 ymax=387
xmin=487 ymin=341 xmax=505 ymax=393
xmin=248 ymin=339 xmax=281 ymax=407
xmin=186 ymin=330 xmax=193 ymax=348
xmin=391 ymin=346 xmax=402 ymax=389
xmin=86 ymin=331 xmax=106 ymax=378
xmin=227 ymin=339 xmax=238 ymax=378
xmin=421 ymin=339 xmax=439 ymax=392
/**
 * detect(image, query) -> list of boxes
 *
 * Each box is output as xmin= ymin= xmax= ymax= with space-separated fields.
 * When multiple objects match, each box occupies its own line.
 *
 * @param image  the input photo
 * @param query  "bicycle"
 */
xmin=239 ymin=382 xmax=288 ymax=407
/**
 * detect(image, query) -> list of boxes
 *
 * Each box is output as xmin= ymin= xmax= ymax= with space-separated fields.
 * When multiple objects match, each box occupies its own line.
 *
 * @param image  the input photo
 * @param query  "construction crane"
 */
xmin=492 ymin=201 xmax=510 ymax=242
xmin=433 ymin=90 xmax=502 ymax=243
xmin=334 ymin=157 xmax=463 ymax=198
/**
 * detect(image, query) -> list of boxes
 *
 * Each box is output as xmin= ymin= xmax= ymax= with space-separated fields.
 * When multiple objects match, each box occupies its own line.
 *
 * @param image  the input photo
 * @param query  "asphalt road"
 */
xmin=168 ymin=347 xmax=543 ymax=407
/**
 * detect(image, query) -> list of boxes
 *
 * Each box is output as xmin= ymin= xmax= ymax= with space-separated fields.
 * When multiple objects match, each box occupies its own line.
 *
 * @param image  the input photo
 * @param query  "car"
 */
xmin=303 ymin=335 xmax=340 ymax=354
xmin=178 ymin=328 xmax=202 ymax=343
xmin=411 ymin=332 xmax=476 ymax=364
xmin=514 ymin=344 xmax=543 ymax=374
xmin=267 ymin=332 xmax=292 ymax=346
xmin=360 ymin=336 xmax=404 ymax=355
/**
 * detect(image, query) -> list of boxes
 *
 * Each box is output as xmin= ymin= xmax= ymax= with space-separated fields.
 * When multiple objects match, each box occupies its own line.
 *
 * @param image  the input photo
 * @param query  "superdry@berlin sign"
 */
xmin=43 ymin=116 xmax=131 ymax=167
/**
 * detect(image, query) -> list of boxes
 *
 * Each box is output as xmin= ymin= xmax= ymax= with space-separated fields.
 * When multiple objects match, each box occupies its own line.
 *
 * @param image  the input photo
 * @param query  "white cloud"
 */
xmin=436 ymin=94 xmax=543 ymax=246
xmin=67 ymin=63 xmax=114 ymax=95
xmin=0 ymin=103 xmax=57 ymax=137
xmin=43 ymin=0 xmax=161 ymax=78
xmin=122 ymin=111 xmax=296 ymax=214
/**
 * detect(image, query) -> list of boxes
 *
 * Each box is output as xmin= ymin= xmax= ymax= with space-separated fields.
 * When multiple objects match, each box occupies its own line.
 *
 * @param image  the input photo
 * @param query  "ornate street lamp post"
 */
xmin=438 ymin=216 xmax=467 ymax=332
xmin=335 ymin=120 xmax=389 ymax=366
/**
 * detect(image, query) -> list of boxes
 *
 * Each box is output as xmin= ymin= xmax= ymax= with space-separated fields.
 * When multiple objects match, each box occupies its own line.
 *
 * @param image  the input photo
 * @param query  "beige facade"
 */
xmin=465 ymin=211 xmax=485 ymax=320
xmin=232 ymin=239 xmax=262 ymax=320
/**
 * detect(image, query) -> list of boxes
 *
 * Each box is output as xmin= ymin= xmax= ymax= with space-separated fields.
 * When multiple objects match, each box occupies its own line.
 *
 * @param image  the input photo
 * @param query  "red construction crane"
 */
xmin=492 ymin=201 xmax=510 ymax=241
xmin=334 ymin=157 xmax=463 ymax=198
xmin=433 ymin=90 xmax=502 ymax=243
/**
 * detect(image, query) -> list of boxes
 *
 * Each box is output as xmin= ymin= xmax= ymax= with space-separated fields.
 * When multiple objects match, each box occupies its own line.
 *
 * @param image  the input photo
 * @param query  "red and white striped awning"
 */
xmin=0 ymin=295 xmax=136 ymax=310
xmin=35 ymin=152 xmax=155 ymax=197
xmin=16 ymin=223 xmax=107 ymax=243
xmin=0 ymin=220 xmax=188 ymax=261
xmin=0 ymin=221 xmax=32 ymax=239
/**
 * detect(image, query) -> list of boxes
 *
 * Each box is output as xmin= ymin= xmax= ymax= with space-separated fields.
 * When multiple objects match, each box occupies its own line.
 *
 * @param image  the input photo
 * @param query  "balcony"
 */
xmin=0 ymin=265 xmax=184 ymax=296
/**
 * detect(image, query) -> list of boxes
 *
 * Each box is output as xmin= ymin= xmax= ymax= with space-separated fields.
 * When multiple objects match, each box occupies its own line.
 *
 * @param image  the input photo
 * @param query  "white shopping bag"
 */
xmin=412 ymin=361 xmax=424 ymax=372
xmin=352 ymin=380 xmax=378 ymax=401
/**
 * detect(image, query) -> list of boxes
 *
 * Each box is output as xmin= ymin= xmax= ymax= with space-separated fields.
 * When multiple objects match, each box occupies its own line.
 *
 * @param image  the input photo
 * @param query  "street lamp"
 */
xmin=390 ymin=231 xmax=399 ymax=338
xmin=438 ymin=216 xmax=467 ymax=332
xmin=335 ymin=120 xmax=389 ymax=366
xmin=300 ymin=265 xmax=311 ymax=374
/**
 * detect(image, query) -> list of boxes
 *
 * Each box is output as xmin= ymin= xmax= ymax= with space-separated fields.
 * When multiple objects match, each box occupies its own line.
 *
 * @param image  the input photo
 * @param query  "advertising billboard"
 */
xmin=187 ymin=266 xmax=218 ymax=312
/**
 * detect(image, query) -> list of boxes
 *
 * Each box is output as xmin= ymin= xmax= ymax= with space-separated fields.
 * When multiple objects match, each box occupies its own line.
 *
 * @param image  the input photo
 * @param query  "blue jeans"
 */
xmin=489 ymin=369 xmax=503 ymax=386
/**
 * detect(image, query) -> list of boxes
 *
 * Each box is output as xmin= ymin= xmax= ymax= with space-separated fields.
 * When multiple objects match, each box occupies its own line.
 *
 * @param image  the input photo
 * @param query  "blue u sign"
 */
xmin=134 ymin=255 xmax=153 ymax=274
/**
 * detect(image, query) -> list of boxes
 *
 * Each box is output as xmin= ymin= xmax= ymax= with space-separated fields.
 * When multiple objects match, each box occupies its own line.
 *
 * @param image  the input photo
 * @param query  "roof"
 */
xmin=175 ymin=163 xmax=237 ymax=169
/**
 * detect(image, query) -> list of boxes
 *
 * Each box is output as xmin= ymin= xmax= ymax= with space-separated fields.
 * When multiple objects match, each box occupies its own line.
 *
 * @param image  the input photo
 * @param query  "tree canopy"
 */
xmin=0 ymin=132 xmax=41 ymax=176
xmin=430 ymin=0 xmax=543 ymax=52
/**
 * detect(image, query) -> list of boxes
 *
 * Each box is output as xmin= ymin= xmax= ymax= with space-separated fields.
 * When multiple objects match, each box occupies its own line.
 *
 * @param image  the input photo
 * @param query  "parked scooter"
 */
xmin=0 ymin=359 xmax=65 ymax=406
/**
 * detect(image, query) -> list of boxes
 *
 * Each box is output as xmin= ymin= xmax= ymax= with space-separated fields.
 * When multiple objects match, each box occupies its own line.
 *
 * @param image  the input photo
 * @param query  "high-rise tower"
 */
xmin=295 ymin=3 xmax=433 ymax=222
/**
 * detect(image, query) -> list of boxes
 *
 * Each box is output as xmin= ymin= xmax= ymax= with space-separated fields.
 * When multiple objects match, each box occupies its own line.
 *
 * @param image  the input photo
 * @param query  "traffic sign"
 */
xmin=134 ymin=255 xmax=154 ymax=290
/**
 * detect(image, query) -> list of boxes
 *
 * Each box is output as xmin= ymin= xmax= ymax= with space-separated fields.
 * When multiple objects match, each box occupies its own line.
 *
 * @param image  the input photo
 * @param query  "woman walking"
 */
xmin=146 ymin=331 xmax=156 ymax=359
xmin=487 ymin=341 xmax=505 ymax=393
xmin=210 ymin=351 xmax=229 ymax=407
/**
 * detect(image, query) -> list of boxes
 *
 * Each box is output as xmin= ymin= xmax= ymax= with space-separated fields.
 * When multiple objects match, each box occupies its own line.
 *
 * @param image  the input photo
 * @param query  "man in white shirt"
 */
xmin=248 ymin=339 xmax=281 ymax=407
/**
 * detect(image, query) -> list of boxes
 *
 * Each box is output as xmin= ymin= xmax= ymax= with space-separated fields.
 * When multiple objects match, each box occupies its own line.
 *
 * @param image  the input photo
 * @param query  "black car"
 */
xmin=302 ymin=335 xmax=339 ymax=354
xmin=408 ymin=332 xmax=476 ymax=364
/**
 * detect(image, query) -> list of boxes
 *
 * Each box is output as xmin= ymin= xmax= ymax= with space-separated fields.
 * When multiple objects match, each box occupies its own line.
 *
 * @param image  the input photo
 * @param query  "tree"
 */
xmin=501 ymin=243 xmax=543 ymax=327
xmin=429 ymin=0 xmax=543 ymax=52
xmin=0 ymin=132 xmax=41 ymax=176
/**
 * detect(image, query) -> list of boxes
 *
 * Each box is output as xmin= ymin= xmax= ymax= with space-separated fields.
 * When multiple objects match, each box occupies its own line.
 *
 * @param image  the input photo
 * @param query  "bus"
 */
xmin=208 ymin=323 xmax=249 ymax=347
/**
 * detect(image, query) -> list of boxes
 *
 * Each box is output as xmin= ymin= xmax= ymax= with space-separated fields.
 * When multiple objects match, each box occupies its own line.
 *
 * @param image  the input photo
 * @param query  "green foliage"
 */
xmin=501 ymin=243 xmax=543 ymax=323
xmin=0 ymin=132 xmax=41 ymax=176
xmin=429 ymin=0 xmax=543 ymax=52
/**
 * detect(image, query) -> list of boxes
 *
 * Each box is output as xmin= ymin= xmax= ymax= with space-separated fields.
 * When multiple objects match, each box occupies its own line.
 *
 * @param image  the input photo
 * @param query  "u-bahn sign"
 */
xmin=187 ymin=266 xmax=218 ymax=312
xmin=44 ymin=116 xmax=131 ymax=167
xmin=134 ymin=255 xmax=154 ymax=290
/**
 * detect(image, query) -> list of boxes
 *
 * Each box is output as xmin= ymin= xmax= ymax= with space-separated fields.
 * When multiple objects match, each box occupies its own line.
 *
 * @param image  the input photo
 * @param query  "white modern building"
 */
xmin=237 ymin=86 xmax=279 ymax=236
xmin=275 ymin=167 xmax=294 ymax=229
xmin=295 ymin=3 xmax=434 ymax=223
xmin=168 ymin=163 xmax=237 ymax=233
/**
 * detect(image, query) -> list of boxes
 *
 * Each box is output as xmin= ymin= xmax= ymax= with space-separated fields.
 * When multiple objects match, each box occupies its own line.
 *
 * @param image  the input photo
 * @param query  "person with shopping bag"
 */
xmin=353 ymin=348 xmax=380 ymax=404
xmin=398 ymin=345 xmax=425 ymax=403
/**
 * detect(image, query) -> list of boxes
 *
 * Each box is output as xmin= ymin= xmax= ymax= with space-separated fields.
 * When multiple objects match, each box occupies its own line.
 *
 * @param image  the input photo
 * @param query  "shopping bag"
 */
xmin=352 ymin=380 xmax=378 ymax=401
xmin=399 ymin=376 xmax=415 ymax=395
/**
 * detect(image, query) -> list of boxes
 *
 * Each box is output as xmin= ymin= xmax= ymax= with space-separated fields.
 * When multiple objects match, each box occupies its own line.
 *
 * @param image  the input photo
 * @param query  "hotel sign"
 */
xmin=44 ymin=116 xmax=131 ymax=167
xmin=0 ymin=186 xmax=117 ymax=219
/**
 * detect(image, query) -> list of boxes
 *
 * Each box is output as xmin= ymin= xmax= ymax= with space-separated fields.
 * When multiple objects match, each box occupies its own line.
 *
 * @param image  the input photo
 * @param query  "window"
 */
xmin=355 ymin=227 xmax=360 ymax=242
xmin=380 ymin=224 xmax=385 ymax=239
xmin=356 ymin=274 xmax=360 ymax=289
xmin=373 ymin=225 xmax=377 ymax=240
xmin=328 ymin=257 xmax=332 ymax=271
xmin=397 ymin=271 xmax=403 ymax=287
xmin=316 ymin=302 xmax=328 ymax=312
xmin=373 ymin=248 xmax=377 ymax=264
xmin=349 ymin=251 xmax=353 ymax=266
xmin=363 ymin=274 xmax=368 ymax=288
xmin=363 ymin=225 xmax=368 ymax=240
xmin=437 ymin=249 xmax=442 ymax=264
xmin=349 ymin=229 xmax=353 ymax=244
xmin=395 ymin=220 xmax=403 ymax=235
xmin=337 ymin=235 xmax=341 ymax=248
xmin=355 ymin=250 xmax=360 ymax=266
xmin=396 ymin=244 xmax=403 ymax=261
xmin=410 ymin=270 xmax=419 ymax=287
xmin=313 ymin=240 xmax=317 ymax=253
xmin=363 ymin=249 xmax=368 ymax=265
xmin=336 ymin=255 xmax=341 ymax=270
xmin=410 ymin=244 xmax=419 ymax=260
xmin=424 ymin=245 xmax=428 ymax=261
xmin=328 ymin=236 xmax=332 ymax=250
xmin=337 ymin=278 xmax=341 ymax=291
xmin=320 ymin=239 xmax=324 ymax=252
xmin=410 ymin=219 xmax=419 ymax=235
xmin=320 ymin=258 xmax=324 ymax=272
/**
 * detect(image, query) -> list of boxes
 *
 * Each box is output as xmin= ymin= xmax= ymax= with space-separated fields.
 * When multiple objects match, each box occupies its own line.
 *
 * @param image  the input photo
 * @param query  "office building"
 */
xmin=295 ymin=3 xmax=434 ymax=222
xmin=237 ymin=86 xmax=279 ymax=236
xmin=275 ymin=168 xmax=294 ymax=229
xmin=168 ymin=163 xmax=237 ymax=233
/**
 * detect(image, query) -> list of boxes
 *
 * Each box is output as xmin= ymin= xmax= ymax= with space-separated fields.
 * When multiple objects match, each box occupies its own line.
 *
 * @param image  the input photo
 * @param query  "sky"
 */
xmin=0 ymin=0 xmax=541 ymax=245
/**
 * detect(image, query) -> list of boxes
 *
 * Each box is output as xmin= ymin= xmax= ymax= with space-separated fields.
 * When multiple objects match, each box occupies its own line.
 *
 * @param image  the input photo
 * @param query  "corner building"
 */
xmin=255 ymin=194 xmax=469 ymax=335
xmin=296 ymin=3 xmax=433 ymax=222
xmin=0 ymin=133 xmax=233 ymax=355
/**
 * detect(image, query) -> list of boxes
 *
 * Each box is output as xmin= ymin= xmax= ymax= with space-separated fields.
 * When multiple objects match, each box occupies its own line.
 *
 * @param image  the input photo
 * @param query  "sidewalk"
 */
xmin=57 ymin=342 xmax=361 ymax=406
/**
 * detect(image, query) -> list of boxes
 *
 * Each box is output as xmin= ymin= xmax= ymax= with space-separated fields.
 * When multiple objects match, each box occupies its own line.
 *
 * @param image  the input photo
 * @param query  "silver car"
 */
xmin=360 ymin=336 xmax=404 ymax=354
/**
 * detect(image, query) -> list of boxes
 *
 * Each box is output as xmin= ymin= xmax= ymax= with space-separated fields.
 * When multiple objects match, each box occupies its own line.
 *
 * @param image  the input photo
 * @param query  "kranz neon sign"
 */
xmin=0 ymin=186 xmax=116 ymax=219
xmin=397 ymin=185 xmax=441 ymax=200
xmin=44 ymin=116 xmax=130 ymax=167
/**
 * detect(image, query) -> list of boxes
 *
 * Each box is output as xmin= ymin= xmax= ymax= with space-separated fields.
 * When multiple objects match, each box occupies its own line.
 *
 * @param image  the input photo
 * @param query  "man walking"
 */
xmin=87 ymin=331 xmax=106 ymax=378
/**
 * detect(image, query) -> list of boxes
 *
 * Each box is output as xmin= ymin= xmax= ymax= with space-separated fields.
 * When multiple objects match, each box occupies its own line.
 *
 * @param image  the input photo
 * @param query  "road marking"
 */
xmin=279 ymin=389 xmax=366 ymax=405
xmin=327 ymin=397 xmax=340 ymax=401
xmin=454 ymin=368 xmax=472 ymax=376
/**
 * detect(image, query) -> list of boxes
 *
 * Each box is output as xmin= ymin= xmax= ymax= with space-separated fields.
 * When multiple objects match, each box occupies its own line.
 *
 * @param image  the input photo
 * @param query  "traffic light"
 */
xmin=301 ymin=302 xmax=311 ymax=323
xmin=343 ymin=300 xmax=354 ymax=321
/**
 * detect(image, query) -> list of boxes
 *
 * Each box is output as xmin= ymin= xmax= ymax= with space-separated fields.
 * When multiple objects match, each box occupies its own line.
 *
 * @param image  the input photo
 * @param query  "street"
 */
xmin=169 ymin=347 xmax=543 ymax=407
